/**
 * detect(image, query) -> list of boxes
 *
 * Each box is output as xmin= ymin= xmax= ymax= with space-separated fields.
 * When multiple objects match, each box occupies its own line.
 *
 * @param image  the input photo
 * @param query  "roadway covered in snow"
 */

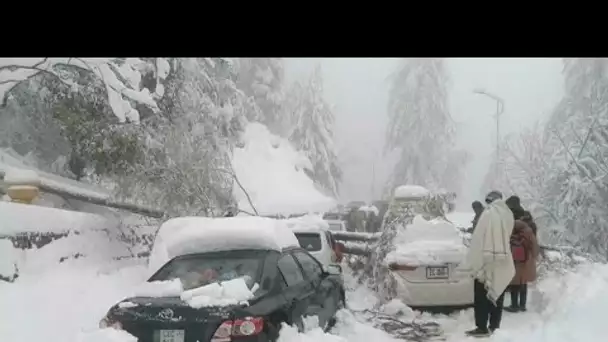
xmin=1 ymin=240 xmax=606 ymax=342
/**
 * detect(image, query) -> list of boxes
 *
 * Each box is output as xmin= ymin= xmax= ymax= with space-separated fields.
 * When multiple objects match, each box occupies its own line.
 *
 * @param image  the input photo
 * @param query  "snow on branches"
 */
xmin=0 ymin=58 xmax=170 ymax=123
xmin=385 ymin=58 xmax=465 ymax=194
xmin=287 ymin=65 xmax=342 ymax=197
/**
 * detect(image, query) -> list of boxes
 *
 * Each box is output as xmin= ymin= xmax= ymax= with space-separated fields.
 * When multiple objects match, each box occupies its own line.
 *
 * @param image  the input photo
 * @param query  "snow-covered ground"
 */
xmin=2 ymin=237 xmax=607 ymax=342
xmin=1 ymin=209 xmax=605 ymax=342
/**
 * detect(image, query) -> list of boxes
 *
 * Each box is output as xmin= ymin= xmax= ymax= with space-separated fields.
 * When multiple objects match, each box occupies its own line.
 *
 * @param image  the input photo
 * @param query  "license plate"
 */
xmin=426 ymin=266 xmax=449 ymax=279
xmin=156 ymin=330 xmax=185 ymax=342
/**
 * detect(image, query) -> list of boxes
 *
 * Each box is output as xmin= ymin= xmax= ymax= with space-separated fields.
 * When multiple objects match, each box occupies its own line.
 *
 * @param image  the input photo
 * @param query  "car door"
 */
xmin=277 ymin=252 xmax=313 ymax=330
xmin=292 ymin=250 xmax=337 ymax=328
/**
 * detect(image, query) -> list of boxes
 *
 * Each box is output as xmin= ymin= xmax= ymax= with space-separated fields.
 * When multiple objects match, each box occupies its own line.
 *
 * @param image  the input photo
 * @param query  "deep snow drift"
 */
xmin=2 ymin=231 xmax=608 ymax=342
xmin=2 ymin=208 xmax=607 ymax=342
xmin=232 ymin=123 xmax=336 ymax=216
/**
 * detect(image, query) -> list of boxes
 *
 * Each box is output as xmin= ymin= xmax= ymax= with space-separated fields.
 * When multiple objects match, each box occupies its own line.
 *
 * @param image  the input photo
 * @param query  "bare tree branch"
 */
xmin=213 ymin=163 xmax=259 ymax=216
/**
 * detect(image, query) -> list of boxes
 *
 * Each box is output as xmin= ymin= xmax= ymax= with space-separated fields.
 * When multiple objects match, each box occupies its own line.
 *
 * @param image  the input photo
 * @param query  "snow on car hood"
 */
xmin=132 ymin=277 xmax=258 ymax=308
xmin=385 ymin=215 xmax=467 ymax=266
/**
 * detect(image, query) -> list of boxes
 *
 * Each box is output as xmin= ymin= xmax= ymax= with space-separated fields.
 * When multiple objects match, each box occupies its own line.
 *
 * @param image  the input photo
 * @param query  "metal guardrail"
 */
xmin=331 ymin=231 xmax=380 ymax=243
xmin=332 ymin=228 xmax=577 ymax=258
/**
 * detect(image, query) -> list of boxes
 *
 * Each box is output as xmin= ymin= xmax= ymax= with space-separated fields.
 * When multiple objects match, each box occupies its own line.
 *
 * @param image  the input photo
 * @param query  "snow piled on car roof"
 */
xmin=148 ymin=216 xmax=300 ymax=273
xmin=285 ymin=214 xmax=329 ymax=233
xmin=385 ymin=215 xmax=467 ymax=266
xmin=393 ymin=185 xmax=430 ymax=199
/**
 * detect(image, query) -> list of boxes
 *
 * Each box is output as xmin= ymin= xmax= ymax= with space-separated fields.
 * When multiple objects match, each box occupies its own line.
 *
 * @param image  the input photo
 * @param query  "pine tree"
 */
xmin=236 ymin=58 xmax=285 ymax=134
xmin=385 ymin=58 xmax=464 ymax=194
xmin=287 ymin=65 xmax=342 ymax=197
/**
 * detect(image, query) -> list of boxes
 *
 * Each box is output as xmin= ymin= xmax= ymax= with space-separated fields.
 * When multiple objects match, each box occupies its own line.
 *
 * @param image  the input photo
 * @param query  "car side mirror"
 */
xmin=323 ymin=264 xmax=342 ymax=276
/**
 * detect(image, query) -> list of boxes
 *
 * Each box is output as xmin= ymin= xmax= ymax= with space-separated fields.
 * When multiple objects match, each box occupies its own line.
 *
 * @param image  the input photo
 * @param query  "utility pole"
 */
xmin=473 ymin=88 xmax=505 ymax=182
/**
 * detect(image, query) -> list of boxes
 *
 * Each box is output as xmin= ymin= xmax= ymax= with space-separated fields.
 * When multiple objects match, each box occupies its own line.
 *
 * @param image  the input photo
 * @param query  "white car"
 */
xmin=386 ymin=215 xmax=473 ymax=308
xmin=293 ymin=229 xmax=344 ymax=267
xmin=325 ymin=219 xmax=347 ymax=232
xmin=285 ymin=215 xmax=344 ymax=268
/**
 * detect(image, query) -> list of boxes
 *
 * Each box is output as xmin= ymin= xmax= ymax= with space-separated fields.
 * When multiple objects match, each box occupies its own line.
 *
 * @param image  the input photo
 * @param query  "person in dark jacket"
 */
xmin=471 ymin=201 xmax=484 ymax=231
xmin=506 ymin=195 xmax=525 ymax=220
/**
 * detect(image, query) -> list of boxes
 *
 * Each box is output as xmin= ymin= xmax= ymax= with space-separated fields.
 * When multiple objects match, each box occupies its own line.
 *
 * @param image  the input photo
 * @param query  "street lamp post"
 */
xmin=473 ymin=88 xmax=505 ymax=179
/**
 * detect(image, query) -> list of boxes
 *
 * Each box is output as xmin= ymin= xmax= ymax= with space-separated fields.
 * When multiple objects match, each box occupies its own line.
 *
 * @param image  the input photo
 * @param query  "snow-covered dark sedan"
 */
xmin=99 ymin=247 xmax=345 ymax=342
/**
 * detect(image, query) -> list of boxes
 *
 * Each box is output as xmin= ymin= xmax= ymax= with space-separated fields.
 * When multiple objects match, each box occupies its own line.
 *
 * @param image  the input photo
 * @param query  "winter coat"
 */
xmin=510 ymin=220 xmax=540 ymax=285
xmin=521 ymin=211 xmax=538 ymax=236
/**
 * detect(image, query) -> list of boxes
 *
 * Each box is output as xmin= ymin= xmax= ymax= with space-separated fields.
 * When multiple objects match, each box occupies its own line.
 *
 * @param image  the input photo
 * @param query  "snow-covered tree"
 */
xmin=236 ymin=58 xmax=285 ymax=134
xmin=0 ymin=58 xmax=170 ymax=123
xmin=287 ymin=65 xmax=342 ymax=197
xmin=385 ymin=58 xmax=465 ymax=194
xmin=480 ymin=122 xmax=550 ymax=209
xmin=0 ymin=70 xmax=147 ymax=180
xmin=540 ymin=58 xmax=608 ymax=255
xmin=114 ymin=58 xmax=247 ymax=217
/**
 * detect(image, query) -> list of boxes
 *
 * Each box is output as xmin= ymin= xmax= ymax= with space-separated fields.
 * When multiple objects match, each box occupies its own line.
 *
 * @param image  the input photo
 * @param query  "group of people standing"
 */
xmin=464 ymin=190 xmax=540 ymax=337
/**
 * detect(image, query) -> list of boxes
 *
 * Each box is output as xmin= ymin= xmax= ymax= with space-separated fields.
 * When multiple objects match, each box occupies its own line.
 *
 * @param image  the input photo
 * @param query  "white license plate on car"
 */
xmin=426 ymin=266 xmax=449 ymax=279
xmin=156 ymin=329 xmax=185 ymax=342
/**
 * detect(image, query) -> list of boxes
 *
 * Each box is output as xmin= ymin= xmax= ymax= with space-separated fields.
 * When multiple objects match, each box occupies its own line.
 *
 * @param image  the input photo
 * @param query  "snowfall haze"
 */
xmin=285 ymin=58 xmax=564 ymax=208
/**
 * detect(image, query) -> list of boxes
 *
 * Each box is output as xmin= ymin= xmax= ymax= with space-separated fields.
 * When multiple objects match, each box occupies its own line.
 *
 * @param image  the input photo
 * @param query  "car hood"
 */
xmin=109 ymin=296 xmax=243 ymax=323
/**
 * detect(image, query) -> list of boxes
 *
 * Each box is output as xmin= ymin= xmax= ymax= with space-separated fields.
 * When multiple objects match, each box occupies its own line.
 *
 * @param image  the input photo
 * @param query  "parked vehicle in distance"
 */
xmin=325 ymin=219 xmax=347 ymax=232
xmin=99 ymin=216 xmax=346 ymax=342
xmin=292 ymin=228 xmax=345 ymax=267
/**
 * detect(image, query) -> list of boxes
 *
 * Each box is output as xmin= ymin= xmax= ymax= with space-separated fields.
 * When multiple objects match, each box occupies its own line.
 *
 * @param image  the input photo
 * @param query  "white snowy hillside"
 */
xmin=232 ymin=122 xmax=336 ymax=216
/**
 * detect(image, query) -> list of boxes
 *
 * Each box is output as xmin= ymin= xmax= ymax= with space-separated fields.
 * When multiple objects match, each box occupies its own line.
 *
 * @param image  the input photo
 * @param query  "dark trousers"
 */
xmin=509 ymin=284 xmax=528 ymax=308
xmin=474 ymin=279 xmax=505 ymax=331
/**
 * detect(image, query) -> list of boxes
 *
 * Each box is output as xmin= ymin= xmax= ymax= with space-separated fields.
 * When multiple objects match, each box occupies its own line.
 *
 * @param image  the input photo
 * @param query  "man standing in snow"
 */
xmin=462 ymin=190 xmax=515 ymax=337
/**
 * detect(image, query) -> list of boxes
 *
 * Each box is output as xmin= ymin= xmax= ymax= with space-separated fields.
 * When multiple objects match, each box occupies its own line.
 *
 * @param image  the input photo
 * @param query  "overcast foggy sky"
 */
xmin=284 ymin=58 xmax=564 ymax=209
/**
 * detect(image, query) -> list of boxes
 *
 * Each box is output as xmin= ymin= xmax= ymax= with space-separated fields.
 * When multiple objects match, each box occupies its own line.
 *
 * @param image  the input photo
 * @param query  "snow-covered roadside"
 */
xmin=3 ymin=236 xmax=608 ymax=342
xmin=0 ymin=258 xmax=148 ymax=342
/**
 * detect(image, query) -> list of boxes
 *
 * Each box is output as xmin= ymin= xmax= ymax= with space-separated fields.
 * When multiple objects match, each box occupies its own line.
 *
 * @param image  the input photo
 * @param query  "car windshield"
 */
xmin=294 ymin=232 xmax=322 ymax=252
xmin=328 ymin=223 xmax=342 ymax=231
xmin=150 ymin=251 xmax=264 ymax=291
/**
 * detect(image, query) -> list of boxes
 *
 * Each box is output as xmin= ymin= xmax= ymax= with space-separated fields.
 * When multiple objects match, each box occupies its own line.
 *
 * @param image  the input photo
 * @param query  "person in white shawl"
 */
xmin=462 ymin=190 xmax=515 ymax=337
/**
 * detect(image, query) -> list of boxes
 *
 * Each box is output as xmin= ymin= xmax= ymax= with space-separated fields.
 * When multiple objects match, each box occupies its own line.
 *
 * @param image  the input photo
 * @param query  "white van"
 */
xmin=292 ymin=229 xmax=343 ymax=267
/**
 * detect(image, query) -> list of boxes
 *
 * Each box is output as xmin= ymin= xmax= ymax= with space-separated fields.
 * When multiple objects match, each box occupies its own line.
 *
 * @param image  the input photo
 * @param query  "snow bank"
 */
xmin=148 ymin=216 xmax=300 ymax=273
xmin=0 ymin=239 xmax=17 ymax=279
xmin=18 ymin=230 xmax=136 ymax=274
xmin=75 ymin=328 xmax=137 ymax=342
xmin=284 ymin=214 xmax=329 ymax=233
xmin=393 ymin=185 xmax=429 ymax=199
xmin=386 ymin=215 xmax=467 ymax=266
xmin=0 ymin=202 xmax=109 ymax=235
xmin=232 ymin=123 xmax=336 ymax=216
xmin=3 ymin=168 xmax=40 ymax=185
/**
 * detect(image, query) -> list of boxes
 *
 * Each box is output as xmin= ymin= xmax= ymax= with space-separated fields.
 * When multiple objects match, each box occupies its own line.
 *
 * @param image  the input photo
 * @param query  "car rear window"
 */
xmin=294 ymin=232 xmax=322 ymax=252
xmin=150 ymin=251 xmax=264 ymax=290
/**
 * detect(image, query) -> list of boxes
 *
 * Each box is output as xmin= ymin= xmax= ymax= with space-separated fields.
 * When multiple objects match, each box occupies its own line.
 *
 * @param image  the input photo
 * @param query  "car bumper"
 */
xmin=399 ymin=278 xmax=474 ymax=307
